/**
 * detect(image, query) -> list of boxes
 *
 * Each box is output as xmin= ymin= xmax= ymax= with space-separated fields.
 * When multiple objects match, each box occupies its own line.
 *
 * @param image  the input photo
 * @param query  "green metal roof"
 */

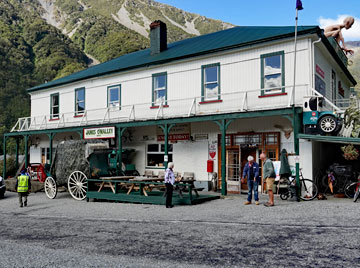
xmin=298 ymin=134 xmax=360 ymax=145
xmin=28 ymin=25 xmax=354 ymax=92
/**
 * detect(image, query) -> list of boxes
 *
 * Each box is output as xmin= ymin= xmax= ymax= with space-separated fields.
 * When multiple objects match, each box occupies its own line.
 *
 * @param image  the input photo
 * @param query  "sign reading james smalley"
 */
xmin=84 ymin=126 xmax=115 ymax=139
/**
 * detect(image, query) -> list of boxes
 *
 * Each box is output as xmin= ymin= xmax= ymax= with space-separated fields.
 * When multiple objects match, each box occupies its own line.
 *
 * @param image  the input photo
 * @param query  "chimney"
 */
xmin=150 ymin=20 xmax=167 ymax=55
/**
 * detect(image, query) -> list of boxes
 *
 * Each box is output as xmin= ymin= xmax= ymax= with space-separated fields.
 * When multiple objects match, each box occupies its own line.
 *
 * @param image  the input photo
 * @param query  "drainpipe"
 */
xmin=311 ymin=38 xmax=322 ymax=90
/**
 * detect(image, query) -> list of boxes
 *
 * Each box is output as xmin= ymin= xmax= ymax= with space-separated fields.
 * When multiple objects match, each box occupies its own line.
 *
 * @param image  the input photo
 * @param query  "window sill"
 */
xmin=199 ymin=99 xmax=223 ymax=104
xmin=150 ymin=105 xmax=169 ymax=109
xmin=145 ymin=166 xmax=166 ymax=169
xmin=49 ymin=118 xmax=60 ymax=121
xmin=74 ymin=114 xmax=85 ymax=118
xmin=258 ymin=92 xmax=287 ymax=98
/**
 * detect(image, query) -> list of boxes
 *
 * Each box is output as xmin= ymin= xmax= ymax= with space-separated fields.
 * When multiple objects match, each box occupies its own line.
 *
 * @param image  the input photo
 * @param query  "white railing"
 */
xmin=308 ymin=87 xmax=351 ymax=112
xmin=12 ymin=85 xmax=311 ymax=132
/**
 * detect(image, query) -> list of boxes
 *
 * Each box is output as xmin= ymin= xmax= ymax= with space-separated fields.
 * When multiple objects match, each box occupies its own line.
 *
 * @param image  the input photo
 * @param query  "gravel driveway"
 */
xmin=1 ymin=191 xmax=359 ymax=268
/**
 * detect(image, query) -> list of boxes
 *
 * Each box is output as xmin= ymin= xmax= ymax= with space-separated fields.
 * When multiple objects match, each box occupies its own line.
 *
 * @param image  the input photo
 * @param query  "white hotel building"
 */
xmin=4 ymin=21 xmax=357 ymax=194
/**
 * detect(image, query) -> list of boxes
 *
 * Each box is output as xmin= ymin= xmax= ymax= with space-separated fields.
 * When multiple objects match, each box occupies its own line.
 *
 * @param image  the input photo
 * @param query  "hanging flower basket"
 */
xmin=341 ymin=144 xmax=359 ymax=160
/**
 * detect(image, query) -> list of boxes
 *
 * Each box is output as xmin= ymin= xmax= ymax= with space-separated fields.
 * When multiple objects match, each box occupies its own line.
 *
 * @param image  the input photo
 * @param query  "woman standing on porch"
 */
xmin=164 ymin=162 xmax=175 ymax=208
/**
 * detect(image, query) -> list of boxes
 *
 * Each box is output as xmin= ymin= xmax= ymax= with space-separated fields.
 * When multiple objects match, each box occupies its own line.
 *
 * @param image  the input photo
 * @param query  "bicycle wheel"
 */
xmin=354 ymin=188 xmax=360 ymax=202
xmin=299 ymin=179 xmax=318 ymax=201
xmin=344 ymin=182 xmax=357 ymax=198
xmin=280 ymin=192 xmax=289 ymax=200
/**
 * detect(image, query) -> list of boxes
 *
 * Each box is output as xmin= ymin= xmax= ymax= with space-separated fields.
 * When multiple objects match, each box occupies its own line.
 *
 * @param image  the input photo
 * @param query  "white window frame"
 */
xmin=146 ymin=144 xmax=173 ymax=168
xmin=108 ymin=85 xmax=121 ymax=109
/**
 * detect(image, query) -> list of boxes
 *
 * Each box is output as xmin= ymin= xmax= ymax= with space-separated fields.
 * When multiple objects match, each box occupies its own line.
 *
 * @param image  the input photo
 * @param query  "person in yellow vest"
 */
xmin=15 ymin=170 xmax=31 ymax=207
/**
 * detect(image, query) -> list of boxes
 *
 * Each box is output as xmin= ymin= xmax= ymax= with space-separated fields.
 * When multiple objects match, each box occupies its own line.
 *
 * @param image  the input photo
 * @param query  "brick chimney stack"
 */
xmin=150 ymin=20 xmax=167 ymax=55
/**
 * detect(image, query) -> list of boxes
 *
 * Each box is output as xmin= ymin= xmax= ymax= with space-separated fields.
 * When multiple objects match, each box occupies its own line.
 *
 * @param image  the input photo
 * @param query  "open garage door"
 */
xmin=298 ymin=134 xmax=360 ymax=195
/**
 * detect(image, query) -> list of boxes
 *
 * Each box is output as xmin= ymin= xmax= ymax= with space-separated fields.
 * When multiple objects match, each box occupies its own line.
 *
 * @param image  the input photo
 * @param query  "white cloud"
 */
xmin=318 ymin=14 xmax=360 ymax=41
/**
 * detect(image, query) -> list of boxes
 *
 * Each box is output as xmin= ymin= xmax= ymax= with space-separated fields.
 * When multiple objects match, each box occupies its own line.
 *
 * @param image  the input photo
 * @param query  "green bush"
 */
xmin=0 ymin=156 xmax=18 ymax=178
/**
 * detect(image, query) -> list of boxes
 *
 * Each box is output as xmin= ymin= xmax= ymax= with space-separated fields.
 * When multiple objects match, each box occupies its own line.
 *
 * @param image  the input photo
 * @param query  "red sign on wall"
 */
xmin=316 ymin=65 xmax=325 ymax=79
xmin=157 ymin=123 xmax=190 ymax=141
xmin=157 ymin=134 xmax=190 ymax=141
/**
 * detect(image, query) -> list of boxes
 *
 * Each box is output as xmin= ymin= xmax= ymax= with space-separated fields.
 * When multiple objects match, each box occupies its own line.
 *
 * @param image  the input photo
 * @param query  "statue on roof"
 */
xmin=324 ymin=16 xmax=355 ymax=55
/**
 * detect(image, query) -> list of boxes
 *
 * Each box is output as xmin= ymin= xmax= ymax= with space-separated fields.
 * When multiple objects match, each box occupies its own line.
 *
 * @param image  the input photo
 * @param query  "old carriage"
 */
xmin=44 ymin=140 xmax=139 ymax=200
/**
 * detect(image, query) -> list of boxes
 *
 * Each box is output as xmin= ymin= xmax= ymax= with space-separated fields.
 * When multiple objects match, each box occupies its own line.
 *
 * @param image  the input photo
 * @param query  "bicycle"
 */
xmin=344 ymin=174 xmax=360 ymax=202
xmin=280 ymin=169 xmax=318 ymax=201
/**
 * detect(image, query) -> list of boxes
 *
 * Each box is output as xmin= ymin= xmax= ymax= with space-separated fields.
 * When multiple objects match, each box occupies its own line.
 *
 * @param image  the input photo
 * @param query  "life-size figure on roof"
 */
xmin=324 ymin=16 xmax=355 ymax=55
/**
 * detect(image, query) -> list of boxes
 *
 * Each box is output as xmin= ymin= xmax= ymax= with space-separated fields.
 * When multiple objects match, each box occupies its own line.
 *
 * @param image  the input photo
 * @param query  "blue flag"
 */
xmin=296 ymin=0 xmax=303 ymax=10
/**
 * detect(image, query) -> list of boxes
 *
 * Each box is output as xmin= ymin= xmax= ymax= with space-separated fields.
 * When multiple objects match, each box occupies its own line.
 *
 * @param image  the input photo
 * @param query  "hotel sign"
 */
xmin=157 ymin=123 xmax=190 ymax=141
xmin=84 ymin=126 xmax=115 ymax=139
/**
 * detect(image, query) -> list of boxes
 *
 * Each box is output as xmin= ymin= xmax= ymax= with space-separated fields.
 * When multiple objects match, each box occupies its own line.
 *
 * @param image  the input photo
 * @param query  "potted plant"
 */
xmin=341 ymin=144 xmax=359 ymax=160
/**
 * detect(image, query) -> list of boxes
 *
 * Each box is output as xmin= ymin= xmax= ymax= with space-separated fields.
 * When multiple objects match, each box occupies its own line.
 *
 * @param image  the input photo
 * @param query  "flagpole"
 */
xmin=292 ymin=7 xmax=299 ymax=106
xmin=293 ymin=3 xmax=300 ymax=200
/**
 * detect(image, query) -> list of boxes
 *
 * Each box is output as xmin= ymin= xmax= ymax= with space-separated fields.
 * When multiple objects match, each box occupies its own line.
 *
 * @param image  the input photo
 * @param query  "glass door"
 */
xmin=226 ymin=148 xmax=241 ymax=194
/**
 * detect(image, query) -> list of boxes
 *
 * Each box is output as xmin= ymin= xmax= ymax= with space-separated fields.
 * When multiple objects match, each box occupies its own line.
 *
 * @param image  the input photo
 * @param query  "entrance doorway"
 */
xmin=218 ymin=132 xmax=281 ymax=193
xmin=226 ymin=148 xmax=241 ymax=193
xmin=240 ymin=147 xmax=257 ymax=192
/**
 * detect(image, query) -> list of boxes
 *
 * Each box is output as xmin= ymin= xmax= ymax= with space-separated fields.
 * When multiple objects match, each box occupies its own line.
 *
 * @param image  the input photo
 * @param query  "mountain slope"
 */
xmin=347 ymin=42 xmax=360 ymax=92
xmin=0 ymin=0 xmax=88 ymax=147
xmin=35 ymin=0 xmax=233 ymax=62
xmin=0 ymin=0 xmax=234 ymax=154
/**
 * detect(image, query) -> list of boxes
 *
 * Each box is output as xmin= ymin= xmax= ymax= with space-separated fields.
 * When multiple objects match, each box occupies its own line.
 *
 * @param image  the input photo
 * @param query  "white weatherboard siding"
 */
xmin=299 ymin=139 xmax=313 ymax=181
xmin=29 ymin=38 xmax=311 ymax=124
xmin=314 ymin=45 xmax=351 ymax=102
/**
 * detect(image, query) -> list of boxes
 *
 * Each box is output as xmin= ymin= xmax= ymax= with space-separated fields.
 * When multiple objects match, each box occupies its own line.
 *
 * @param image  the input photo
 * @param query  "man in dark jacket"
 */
xmin=241 ymin=156 xmax=260 ymax=205
xmin=15 ymin=170 xmax=31 ymax=208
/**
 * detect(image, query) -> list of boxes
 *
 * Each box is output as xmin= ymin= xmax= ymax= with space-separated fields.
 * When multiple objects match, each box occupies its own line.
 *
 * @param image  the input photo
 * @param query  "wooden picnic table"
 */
xmin=97 ymin=176 xmax=134 ymax=193
xmin=175 ymin=179 xmax=199 ymax=198
xmin=127 ymin=177 xmax=165 ymax=196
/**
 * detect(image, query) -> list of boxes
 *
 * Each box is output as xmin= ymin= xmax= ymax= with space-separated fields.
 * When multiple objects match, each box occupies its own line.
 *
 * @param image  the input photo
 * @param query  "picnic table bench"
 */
xmin=86 ymin=177 xmax=220 ymax=205
xmin=97 ymin=176 xmax=134 ymax=193
xmin=127 ymin=177 xmax=165 ymax=196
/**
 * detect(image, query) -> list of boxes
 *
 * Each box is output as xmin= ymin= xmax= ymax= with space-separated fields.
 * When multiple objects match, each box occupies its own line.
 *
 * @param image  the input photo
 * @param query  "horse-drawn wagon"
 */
xmin=44 ymin=140 xmax=139 ymax=200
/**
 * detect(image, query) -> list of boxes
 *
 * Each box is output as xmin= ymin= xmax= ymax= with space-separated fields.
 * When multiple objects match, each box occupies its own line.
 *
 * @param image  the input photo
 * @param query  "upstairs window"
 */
xmin=202 ymin=63 xmax=220 ymax=101
xmin=50 ymin=93 xmax=59 ymax=119
xmin=108 ymin=85 xmax=121 ymax=109
xmin=152 ymin=72 xmax=167 ymax=106
xmin=75 ymin=87 xmax=85 ymax=115
xmin=261 ymin=51 xmax=285 ymax=95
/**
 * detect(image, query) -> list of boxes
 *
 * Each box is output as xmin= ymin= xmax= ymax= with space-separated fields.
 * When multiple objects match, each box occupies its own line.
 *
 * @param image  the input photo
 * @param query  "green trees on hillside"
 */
xmin=72 ymin=15 xmax=148 ymax=62
xmin=0 ymin=0 xmax=87 ymax=154
xmin=349 ymin=55 xmax=360 ymax=93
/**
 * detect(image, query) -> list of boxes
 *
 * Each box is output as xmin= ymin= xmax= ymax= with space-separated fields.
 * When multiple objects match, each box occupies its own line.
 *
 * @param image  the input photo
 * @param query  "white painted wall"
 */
xmin=299 ymin=139 xmax=313 ymax=181
xmin=173 ymin=140 xmax=208 ymax=181
xmin=29 ymin=38 xmax=312 ymax=124
xmin=28 ymin=132 xmax=81 ymax=164
xmin=314 ymin=44 xmax=352 ymax=103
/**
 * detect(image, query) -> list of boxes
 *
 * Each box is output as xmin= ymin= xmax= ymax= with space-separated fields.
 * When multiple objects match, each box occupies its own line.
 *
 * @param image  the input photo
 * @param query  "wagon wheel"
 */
xmin=44 ymin=177 xmax=57 ymax=199
xmin=68 ymin=171 xmax=87 ymax=201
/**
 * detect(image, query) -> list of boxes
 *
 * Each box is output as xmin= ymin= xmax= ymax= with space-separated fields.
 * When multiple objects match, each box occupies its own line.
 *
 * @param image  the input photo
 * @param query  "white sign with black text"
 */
xmin=84 ymin=126 xmax=116 ymax=139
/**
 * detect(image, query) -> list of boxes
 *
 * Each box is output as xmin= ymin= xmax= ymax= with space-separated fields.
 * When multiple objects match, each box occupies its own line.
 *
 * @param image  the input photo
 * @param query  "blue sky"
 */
xmin=159 ymin=0 xmax=360 ymax=40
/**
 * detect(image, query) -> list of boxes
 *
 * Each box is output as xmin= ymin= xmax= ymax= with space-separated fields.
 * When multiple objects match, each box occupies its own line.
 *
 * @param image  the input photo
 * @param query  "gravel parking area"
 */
xmin=1 ymin=191 xmax=360 ymax=268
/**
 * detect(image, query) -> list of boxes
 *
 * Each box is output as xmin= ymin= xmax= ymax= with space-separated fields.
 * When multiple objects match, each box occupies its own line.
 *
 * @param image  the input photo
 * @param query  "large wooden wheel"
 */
xmin=68 ymin=171 xmax=87 ymax=201
xmin=44 ymin=177 xmax=57 ymax=199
